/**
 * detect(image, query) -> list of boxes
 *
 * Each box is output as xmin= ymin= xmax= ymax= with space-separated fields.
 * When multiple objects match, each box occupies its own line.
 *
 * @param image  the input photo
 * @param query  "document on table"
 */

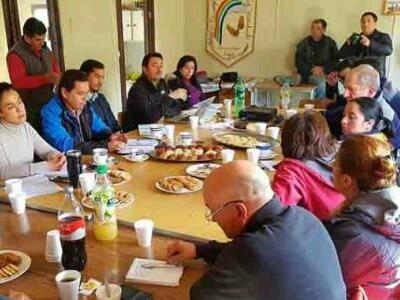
xmin=118 ymin=139 xmax=158 ymax=155
xmin=125 ymin=258 xmax=184 ymax=287
xmin=21 ymin=174 xmax=63 ymax=198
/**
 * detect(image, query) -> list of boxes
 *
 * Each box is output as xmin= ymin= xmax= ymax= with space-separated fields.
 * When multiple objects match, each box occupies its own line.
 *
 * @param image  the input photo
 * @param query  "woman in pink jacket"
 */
xmin=273 ymin=111 xmax=344 ymax=220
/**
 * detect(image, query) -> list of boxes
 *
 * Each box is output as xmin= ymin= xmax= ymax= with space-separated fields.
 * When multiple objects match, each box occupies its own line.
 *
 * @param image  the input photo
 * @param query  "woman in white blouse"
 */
xmin=0 ymin=82 xmax=66 ymax=180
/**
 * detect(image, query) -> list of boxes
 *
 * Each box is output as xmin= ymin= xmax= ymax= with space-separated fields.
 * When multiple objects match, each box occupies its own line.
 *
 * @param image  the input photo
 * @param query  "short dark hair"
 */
xmin=281 ymin=111 xmax=335 ymax=160
xmin=312 ymin=18 xmax=327 ymax=29
xmin=334 ymin=58 xmax=354 ymax=72
xmin=361 ymin=12 xmax=378 ymax=22
xmin=80 ymin=59 xmax=105 ymax=74
xmin=0 ymin=82 xmax=16 ymax=105
xmin=23 ymin=17 xmax=46 ymax=37
xmin=141 ymin=52 xmax=163 ymax=68
xmin=58 ymin=70 xmax=88 ymax=99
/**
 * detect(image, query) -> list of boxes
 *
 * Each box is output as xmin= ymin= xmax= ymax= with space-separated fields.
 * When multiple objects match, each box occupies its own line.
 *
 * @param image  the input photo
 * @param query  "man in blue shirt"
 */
xmin=80 ymin=59 xmax=120 ymax=132
xmin=40 ymin=69 xmax=126 ymax=154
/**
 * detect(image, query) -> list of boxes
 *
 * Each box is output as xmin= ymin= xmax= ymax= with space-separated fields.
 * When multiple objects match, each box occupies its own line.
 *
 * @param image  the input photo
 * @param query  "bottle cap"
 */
xmin=96 ymin=164 xmax=108 ymax=174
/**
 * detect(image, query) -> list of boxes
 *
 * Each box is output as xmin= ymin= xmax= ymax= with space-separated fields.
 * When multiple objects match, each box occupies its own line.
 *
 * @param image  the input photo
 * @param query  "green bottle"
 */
xmin=233 ymin=76 xmax=246 ymax=116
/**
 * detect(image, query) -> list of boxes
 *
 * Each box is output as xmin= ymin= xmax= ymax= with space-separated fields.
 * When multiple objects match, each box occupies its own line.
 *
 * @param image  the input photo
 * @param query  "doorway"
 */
xmin=1 ymin=0 xmax=64 ymax=71
xmin=116 ymin=0 xmax=155 ymax=108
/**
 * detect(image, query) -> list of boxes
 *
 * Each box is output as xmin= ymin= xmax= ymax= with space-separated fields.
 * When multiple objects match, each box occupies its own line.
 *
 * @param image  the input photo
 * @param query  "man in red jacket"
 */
xmin=7 ymin=17 xmax=61 ymax=131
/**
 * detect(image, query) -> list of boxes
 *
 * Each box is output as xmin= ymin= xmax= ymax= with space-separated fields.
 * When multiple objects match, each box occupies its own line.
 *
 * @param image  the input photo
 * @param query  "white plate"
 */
xmin=0 ymin=250 xmax=31 ymax=284
xmin=155 ymin=176 xmax=203 ymax=194
xmin=186 ymin=163 xmax=221 ymax=179
xmin=122 ymin=154 xmax=150 ymax=163
xmin=81 ymin=192 xmax=135 ymax=209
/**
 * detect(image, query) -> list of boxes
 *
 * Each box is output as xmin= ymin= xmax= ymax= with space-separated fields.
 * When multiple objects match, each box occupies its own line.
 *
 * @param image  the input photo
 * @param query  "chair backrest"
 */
xmin=349 ymin=286 xmax=368 ymax=300
xmin=118 ymin=111 xmax=127 ymax=132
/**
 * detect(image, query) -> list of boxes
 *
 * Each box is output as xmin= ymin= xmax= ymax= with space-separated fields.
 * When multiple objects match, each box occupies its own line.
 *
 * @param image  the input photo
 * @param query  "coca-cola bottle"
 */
xmin=58 ymin=186 xmax=87 ymax=271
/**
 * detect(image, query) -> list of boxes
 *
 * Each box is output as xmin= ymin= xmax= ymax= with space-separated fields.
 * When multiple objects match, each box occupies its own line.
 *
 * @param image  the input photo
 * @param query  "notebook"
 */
xmin=125 ymin=259 xmax=184 ymax=287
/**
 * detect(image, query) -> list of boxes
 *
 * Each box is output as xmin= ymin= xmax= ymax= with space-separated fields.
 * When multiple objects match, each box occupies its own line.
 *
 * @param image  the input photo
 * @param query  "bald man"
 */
xmin=167 ymin=161 xmax=346 ymax=300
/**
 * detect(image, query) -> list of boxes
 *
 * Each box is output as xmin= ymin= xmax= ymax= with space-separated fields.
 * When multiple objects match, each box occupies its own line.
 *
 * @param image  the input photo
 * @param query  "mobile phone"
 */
xmin=121 ymin=284 xmax=153 ymax=300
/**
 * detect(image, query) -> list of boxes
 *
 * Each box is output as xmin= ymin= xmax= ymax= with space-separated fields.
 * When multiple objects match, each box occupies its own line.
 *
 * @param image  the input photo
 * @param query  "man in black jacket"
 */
xmin=80 ymin=59 xmax=120 ymax=133
xmin=167 ymin=161 xmax=346 ymax=300
xmin=339 ymin=11 xmax=393 ymax=76
xmin=125 ymin=53 xmax=187 ymax=131
xmin=295 ymin=19 xmax=338 ymax=98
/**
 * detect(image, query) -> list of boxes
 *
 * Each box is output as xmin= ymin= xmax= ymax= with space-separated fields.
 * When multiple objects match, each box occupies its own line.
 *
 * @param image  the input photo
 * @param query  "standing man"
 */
xmin=125 ymin=52 xmax=187 ymax=131
xmin=339 ymin=12 xmax=392 ymax=77
xmin=295 ymin=19 xmax=338 ymax=99
xmin=80 ymin=59 xmax=120 ymax=132
xmin=7 ymin=17 xmax=61 ymax=131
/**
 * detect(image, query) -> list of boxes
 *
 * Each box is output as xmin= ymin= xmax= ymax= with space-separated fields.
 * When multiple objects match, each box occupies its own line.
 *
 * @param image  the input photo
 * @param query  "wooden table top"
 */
xmin=0 ymin=124 xmax=278 ymax=243
xmin=0 ymin=204 xmax=207 ymax=299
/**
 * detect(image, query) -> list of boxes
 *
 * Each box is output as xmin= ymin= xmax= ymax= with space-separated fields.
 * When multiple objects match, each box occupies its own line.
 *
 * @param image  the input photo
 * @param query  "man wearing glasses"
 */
xmin=167 ymin=161 xmax=346 ymax=300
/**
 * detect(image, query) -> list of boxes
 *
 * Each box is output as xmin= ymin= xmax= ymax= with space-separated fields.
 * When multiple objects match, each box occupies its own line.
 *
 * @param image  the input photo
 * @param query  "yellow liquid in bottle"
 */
xmin=93 ymin=221 xmax=118 ymax=241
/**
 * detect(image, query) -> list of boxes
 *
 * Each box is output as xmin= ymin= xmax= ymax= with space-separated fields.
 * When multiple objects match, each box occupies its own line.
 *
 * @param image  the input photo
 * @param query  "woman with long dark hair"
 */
xmin=341 ymin=97 xmax=394 ymax=143
xmin=168 ymin=55 xmax=203 ymax=108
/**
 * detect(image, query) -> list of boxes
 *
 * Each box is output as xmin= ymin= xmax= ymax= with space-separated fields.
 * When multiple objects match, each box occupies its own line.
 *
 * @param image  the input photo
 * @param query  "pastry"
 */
xmin=154 ymin=145 xmax=222 ymax=161
xmin=157 ymin=176 xmax=202 ymax=193
xmin=0 ymin=253 xmax=21 ymax=279
xmin=108 ymin=170 xmax=132 ymax=185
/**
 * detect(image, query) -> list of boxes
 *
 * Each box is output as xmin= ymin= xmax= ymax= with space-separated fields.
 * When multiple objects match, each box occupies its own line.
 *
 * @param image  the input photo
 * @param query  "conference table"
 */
xmin=0 ymin=123 xmax=279 ymax=299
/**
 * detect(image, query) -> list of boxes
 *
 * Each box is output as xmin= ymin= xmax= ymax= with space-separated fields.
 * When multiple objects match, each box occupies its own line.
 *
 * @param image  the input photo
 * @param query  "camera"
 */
xmin=350 ymin=33 xmax=362 ymax=45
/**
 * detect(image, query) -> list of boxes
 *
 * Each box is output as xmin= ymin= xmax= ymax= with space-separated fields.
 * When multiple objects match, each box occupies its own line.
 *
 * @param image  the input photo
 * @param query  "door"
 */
xmin=116 ymin=0 xmax=155 ymax=109
xmin=1 ymin=0 xmax=65 ymax=71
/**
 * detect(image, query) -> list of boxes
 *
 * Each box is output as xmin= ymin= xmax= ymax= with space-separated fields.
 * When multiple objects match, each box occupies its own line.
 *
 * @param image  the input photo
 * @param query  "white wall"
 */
xmin=179 ymin=0 xmax=400 ymax=84
xmin=58 ymin=0 xmax=122 ymax=114
xmin=154 ymin=0 xmax=185 ymax=73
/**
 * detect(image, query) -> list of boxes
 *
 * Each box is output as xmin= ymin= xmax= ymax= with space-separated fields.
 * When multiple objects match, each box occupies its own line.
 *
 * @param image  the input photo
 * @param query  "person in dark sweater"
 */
xmin=168 ymin=55 xmax=204 ymax=109
xmin=339 ymin=12 xmax=393 ymax=77
xmin=295 ymin=19 xmax=338 ymax=98
xmin=125 ymin=53 xmax=186 ymax=131
xmin=80 ymin=59 xmax=120 ymax=132
xmin=167 ymin=161 xmax=346 ymax=300
xmin=325 ymin=65 xmax=400 ymax=150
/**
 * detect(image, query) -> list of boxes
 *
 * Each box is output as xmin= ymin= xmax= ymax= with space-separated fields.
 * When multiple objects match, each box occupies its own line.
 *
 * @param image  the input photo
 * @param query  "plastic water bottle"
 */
xmin=280 ymin=83 xmax=291 ymax=110
xmin=234 ymin=77 xmax=246 ymax=116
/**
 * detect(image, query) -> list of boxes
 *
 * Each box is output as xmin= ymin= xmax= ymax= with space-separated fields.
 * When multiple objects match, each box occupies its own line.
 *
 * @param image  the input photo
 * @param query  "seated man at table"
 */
xmin=339 ymin=11 xmax=392 ymax=77
xmin=167 ymin=161 xmax=346 ymax=300
xmin=40 ymin=69 xmax=126 ymax=154
xmin=325 ymin=64 xmax=400 ymax=148
xmin=80 ymin=59 xmax=120 ymax=132
xmin=295 ymin=19 xmax=338 ymax=99
xmin=125 ymin=52 xmax=187 ymax=131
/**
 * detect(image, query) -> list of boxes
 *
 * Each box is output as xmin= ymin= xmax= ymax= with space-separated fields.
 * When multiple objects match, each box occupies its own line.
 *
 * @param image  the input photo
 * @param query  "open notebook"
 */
xmin=125 ymin=259 xmax=184 ymax=287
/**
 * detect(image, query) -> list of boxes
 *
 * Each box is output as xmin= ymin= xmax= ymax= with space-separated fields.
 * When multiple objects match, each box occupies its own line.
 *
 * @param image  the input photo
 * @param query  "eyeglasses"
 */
xmin=205 ymin=200 xmax=243 ymax=222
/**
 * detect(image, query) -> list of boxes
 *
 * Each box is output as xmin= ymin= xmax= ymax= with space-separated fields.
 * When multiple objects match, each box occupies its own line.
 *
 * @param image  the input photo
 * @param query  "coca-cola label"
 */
xmin=59 ymin=214 xmax=86 ymax=241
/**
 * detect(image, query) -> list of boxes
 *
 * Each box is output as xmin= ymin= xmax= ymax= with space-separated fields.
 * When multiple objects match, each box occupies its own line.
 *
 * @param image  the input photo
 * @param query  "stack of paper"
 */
xmin=125 ymin=258 xmax=184 ymax=287
xmin=21 ymin=174 xmax=63 ymax=198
